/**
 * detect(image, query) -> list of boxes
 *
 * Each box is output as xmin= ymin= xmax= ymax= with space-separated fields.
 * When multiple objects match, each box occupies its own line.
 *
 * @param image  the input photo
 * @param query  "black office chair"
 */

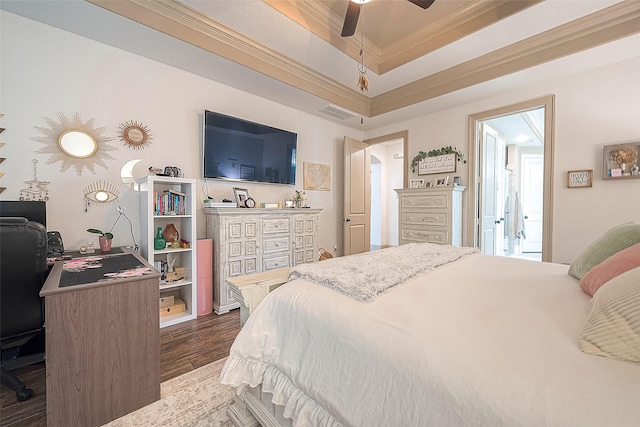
xmin=0 ymin=217 xmax=48 ymax=401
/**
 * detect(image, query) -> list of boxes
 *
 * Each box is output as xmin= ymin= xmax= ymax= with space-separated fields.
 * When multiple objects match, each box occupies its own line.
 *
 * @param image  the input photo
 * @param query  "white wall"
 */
xmin=3 ymin=11 xmax=639 ymax=264
xmin=366 ymin=57 xmax=640 ymax=263
xmin=0 ymin=11 xmax=361 ymax=254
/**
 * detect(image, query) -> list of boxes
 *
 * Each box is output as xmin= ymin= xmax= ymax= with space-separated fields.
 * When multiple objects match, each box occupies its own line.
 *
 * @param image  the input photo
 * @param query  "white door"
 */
xmin=480 ymin=124 xmax=505 ymax=255
xmin=343 ymin=137 xmax=371 ymax=256
xmin=521 ymin=154 xmax=544 ymax=252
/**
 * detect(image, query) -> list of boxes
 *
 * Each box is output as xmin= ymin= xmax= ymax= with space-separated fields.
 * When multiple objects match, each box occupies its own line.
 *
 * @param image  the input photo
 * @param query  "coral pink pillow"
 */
xmin=580 ymin=243 xmax=640 ymax=296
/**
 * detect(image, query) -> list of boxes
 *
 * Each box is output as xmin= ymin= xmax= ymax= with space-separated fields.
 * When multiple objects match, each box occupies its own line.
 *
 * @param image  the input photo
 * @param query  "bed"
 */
xmin=220 ymin=240 xmax=640 ymax=427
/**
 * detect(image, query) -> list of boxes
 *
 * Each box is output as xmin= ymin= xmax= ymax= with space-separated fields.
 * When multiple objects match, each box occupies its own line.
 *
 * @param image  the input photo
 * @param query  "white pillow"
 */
xmin=579 ymin=267 xmax=640 ymax=363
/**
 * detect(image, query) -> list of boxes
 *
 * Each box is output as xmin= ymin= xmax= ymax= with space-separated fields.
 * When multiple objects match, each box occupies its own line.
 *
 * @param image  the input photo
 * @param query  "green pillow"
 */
xmin=568 ymin=222 xmax=640 ymax=280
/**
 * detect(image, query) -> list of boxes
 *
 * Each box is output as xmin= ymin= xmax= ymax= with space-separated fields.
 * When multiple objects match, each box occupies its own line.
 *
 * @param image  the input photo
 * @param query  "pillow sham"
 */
xmin=579 ymin=267 xmax=640 ymax=363
xmin=568 ymin=222 xmax=640 ymax=280
xmin=579 ymin=243 xmax=640 ymax=296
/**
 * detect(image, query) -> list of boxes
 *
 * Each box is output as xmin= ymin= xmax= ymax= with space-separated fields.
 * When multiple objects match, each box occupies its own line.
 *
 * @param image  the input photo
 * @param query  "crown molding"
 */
xmin=264 ymin=0 xmax=541 ymax=76
xmin=371 ymin=0 xmax=640 ymax=116
xmin=87 ymin=0 xmax=370 ymax=116
xmin=87 ymin=0 xmax=640 ymax=119
xmin=377 ymin=0 xmax=542 ymax=74
xmin=263 ymin=0 xmax=384 ymax=74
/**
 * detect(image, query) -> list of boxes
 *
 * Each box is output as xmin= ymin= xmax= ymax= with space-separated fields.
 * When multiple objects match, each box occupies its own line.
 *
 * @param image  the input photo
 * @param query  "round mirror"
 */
xmin=119 ymin=121 xmax=152 ymax=150
xmin=58 ymin=130 xmax=98 ymax=158
xmin=125 ymin=127 xmax=145 ymax=143
xmin=120 ymin=159 xmax=146 ymax=191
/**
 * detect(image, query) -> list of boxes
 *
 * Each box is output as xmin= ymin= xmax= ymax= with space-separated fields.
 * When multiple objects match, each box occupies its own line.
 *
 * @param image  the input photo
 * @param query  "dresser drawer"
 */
xmin=401 ymin=193 xmax=449 ymax=209
xmin=263 ymin=236 xmax=290 ymax=254
xmin=400 ymin=227 xmax=449 ymax=244
xmin=400 ymin=211 xmax=448 ymax=227
xmin=263 ymin=254 xmax=290 ymax=271
xmin=263 ymin=218 xmax=290 ymax=234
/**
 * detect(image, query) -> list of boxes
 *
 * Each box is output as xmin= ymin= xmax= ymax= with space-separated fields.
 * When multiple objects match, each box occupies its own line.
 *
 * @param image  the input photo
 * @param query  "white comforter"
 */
xmin=220 ymin=254 xmax=640 ymax=427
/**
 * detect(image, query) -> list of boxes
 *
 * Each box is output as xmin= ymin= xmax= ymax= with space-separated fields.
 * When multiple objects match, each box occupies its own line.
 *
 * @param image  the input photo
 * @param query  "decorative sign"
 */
xmin=418 ymin=153 xmax=456 ymax=175
xmin=567 ymin=169 xmax=593 ymax=188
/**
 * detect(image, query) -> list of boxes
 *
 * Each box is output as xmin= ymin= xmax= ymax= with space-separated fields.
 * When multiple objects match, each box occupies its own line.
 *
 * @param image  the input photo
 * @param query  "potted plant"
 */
xmin=410 ymin=146 xmax=466 ymax=173
xmin=87 ymin=228 xmax=113 ymax=252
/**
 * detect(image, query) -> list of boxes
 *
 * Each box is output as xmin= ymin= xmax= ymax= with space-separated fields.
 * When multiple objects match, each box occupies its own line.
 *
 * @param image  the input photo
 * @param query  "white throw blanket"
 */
xmin=288 ymin=243 xmax=478 ymax=302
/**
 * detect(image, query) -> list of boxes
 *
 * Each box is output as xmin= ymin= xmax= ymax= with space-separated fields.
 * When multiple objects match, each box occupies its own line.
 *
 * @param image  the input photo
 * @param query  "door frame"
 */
xmin=467 ymin=96 xmax=555 ymax=262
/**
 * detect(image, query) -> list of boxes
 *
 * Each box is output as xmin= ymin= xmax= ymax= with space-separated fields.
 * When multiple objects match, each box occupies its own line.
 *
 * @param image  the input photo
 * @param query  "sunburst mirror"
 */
xmin=119 ymin=120 xmax=152 ymax=150
xmin=32 ymin=112 xmax=117 ymax=175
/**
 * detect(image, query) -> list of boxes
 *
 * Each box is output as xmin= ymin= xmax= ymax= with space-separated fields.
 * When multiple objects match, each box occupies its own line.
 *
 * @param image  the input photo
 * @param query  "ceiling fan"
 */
xmin=341 ymin=0 xmax=435 ymax=37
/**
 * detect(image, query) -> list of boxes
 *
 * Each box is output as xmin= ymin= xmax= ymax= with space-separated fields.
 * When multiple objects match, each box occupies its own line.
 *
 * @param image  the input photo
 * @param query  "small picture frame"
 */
xmin=567 ymin=169 xmax=593 ymax=188
xmin=410 ymin=178 xmax=425 ymax=188
xmin=233 ymin=187 xmax=250 ymax=206
xmin=435 ymin=176 xmax=449 ymax=186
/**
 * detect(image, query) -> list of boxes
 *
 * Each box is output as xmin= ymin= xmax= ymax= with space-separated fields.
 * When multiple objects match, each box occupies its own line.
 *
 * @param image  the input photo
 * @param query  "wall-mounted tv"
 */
xmin=203 ymin=110 xmax=297 ymax=185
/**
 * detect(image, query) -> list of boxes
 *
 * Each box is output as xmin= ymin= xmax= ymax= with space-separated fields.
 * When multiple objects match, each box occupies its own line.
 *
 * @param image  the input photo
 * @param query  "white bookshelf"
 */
xmin=139 ymin=176 xmax=197 ymax=328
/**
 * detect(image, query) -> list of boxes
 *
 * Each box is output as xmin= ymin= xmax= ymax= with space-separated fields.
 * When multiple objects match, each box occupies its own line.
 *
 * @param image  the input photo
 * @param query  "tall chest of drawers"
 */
xmin=205 ymin=208 xmax=321 ymax=314
xmin=396 ymin=186 xmax=465 ymax=246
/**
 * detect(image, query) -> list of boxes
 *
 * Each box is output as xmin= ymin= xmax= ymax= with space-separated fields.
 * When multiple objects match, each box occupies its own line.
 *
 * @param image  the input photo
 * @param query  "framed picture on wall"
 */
xmin=567 ymin=169 xmax=593 ymax=188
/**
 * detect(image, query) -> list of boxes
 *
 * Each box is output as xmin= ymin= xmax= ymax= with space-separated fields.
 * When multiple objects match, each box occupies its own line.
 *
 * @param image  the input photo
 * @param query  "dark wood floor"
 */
xmin=0 ymin=309 xmax=240 ymax=427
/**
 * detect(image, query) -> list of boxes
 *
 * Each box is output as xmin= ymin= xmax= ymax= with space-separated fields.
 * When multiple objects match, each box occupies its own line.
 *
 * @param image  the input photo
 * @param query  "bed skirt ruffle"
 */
xmin=220 ymin=356 xmax=342 ymax=427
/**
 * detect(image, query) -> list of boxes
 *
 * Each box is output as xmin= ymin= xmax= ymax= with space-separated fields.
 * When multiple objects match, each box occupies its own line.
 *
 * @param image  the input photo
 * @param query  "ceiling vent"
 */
xmin=317 ymin=104 xmax=358 ymax=121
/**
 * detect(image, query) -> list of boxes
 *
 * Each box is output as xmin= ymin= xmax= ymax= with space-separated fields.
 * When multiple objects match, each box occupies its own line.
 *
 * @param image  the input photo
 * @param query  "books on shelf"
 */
xmin=154 ymin=190 xmax=187 ymax=215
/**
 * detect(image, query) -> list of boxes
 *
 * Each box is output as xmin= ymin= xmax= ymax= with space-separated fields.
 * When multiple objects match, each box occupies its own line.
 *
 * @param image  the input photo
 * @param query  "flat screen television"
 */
xmin=0 ymin=200 xmax=47 ymax=228
xmin=203 ymin=110 xmax=297 ymax=185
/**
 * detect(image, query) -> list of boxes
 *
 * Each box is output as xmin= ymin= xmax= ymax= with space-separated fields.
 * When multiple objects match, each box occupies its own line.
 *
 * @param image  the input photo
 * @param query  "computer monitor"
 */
xmin=0 ymin=201 xmax=47 ymax=228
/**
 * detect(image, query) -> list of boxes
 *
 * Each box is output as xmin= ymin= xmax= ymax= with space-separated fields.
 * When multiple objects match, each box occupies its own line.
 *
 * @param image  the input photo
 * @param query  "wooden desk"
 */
xmin=40 ymin=249 xmax=161 ymax=426
xmin=226 ymin=267 xmax=291 ymax=326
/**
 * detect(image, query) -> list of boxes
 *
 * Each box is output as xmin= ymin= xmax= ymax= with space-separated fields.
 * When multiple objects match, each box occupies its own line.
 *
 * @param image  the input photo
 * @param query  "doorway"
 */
xmin=468 ymin=96 xmax=555 ymax=262
xmin=369 ymin=140 xmax=404 ymax=251
xmin=343 ymin=132 xmax=407 ymax=256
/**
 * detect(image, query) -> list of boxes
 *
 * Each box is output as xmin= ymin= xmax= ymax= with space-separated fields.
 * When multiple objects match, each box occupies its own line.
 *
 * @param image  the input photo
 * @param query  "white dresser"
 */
xmin=205 ymin=208 xmax=321 ymax=314
xmin=396 ymin=186 xmax=465 ymax=246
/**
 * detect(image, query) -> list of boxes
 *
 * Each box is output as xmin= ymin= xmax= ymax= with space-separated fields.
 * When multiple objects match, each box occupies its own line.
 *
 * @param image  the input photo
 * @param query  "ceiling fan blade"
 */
xmin=341 ymin=1 xmax=361 ymax=37
xmin=407 ymin=0 xmax=435 ymax=9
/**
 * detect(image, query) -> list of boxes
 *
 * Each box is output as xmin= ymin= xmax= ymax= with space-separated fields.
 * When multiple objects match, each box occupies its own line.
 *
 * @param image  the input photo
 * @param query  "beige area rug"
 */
xmin=104 ymin=358 xmax=235 ymax=426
